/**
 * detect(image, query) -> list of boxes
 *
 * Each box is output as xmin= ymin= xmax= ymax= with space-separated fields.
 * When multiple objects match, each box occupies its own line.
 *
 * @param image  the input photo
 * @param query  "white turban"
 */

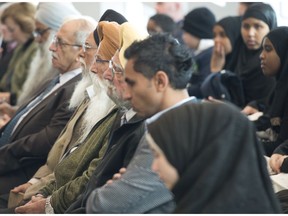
xmin=35 ymin=2 xmax=81 ymax=31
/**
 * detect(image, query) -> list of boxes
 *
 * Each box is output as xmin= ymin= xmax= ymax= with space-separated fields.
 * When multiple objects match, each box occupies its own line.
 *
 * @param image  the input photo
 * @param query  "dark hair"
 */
xmin=124 ymin=33 xmax=193 ymax=89
xmin=148 ymin=14 xmax=176 ymax=34
xmin=242 ymin=2 xmax=277 ymax=30
xmin=240 ymin=2 xmax=259 ymax=7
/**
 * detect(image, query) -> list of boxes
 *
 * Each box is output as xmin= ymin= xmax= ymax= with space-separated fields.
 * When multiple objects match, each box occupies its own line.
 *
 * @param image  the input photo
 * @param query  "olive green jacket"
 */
xmin=0 ymin=38 xmax=38 ymax=102
xmin=39 ymin=107 xmax=118 ymax=213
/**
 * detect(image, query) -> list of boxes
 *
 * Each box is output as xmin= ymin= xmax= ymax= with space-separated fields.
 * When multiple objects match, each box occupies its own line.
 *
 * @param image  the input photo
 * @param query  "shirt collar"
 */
xmin=59 ymin=67 xmax=82 ymax=85
xmin=125 ymin=108 xmax=136 ymax=122
xmin=85 ymin=85 xmax=95 ymax=99
xmin=146 ymin=96 xmax=196 ymax=124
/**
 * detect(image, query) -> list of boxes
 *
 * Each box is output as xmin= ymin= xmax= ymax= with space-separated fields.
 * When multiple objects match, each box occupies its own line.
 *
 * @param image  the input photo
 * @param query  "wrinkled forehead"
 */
xmin=86 ymin=32 xmax=97 ymax=46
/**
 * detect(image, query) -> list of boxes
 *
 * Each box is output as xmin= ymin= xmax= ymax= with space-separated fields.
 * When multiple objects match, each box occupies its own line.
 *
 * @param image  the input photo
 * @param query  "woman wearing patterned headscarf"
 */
xmin=147 ymin=101 xmax=282 ymax=213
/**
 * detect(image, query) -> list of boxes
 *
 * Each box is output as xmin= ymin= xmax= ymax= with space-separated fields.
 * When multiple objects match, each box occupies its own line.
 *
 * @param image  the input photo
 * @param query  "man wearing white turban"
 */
xmin=17 ymin=2 xmax=81 ymax=106
xmin=0 ymin=2 xmax=82 ymax=127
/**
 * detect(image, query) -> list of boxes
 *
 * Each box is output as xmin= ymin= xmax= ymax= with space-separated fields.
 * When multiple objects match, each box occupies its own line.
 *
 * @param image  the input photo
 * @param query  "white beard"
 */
xmin=17 ymin=32 xmax=57 ymax=106
xmin=68 ymin=72 xmax=92 ymax=110
xmin=77 ymin=73 xmax=116 ymax=143
xmin=102 ymin=78 xmax=131 ymax=110
xmin=69 ymin=57 xmax=96 ymax=110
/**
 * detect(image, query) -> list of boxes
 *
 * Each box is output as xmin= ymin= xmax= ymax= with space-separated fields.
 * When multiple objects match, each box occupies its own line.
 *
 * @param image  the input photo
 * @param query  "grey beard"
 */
xmin=17 ymin=32 xmax=56 ymax=106
xmin=102 ymin=79 xmax=131 ymax=110
xmin=77 ymin=76 xmax=116 ymax=143
xmin=69 ymin=57 xmax=96 ymax=110
xmin=68 ymin=74 xmax=92 ymax=110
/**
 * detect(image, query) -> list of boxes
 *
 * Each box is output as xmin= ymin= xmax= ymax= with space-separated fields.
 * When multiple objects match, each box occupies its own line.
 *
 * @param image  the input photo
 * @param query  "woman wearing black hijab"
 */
xmin=237 ymin=3 xmax=277 ymax=110
xmin=205 ymin=16 xmax=245 ymax=107
xmin=257 ymin=27 xmax=288 ymax=163
xmin=210 ymin=16 xmax=242 ymax=73
xmin=147 ymin=101 xmax=281 ymax=213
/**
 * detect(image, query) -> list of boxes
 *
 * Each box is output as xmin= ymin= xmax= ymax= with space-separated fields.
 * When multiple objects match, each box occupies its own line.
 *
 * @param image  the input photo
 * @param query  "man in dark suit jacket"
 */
xmin=0 ymin=17 xmax=96 ymax=197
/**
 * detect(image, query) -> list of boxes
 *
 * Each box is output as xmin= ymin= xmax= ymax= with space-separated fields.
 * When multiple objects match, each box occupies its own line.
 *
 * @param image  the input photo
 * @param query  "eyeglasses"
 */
xmin=33 ymin=27 xmax=50 ymax=38
xmin=82 ymin=44 xmax=98 ymax=53
xmin=52 ymin=35 xmax=82 ymax=49
xmin=109 ymin=60 xmax=124 ymax=79
xmin=95 ymin=58 xmax=109 ymax=64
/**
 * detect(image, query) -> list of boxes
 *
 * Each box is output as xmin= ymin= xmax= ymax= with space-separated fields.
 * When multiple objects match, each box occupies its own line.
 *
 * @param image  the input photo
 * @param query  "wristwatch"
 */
xmin=45 ymin=196 xmax=55 ymax=214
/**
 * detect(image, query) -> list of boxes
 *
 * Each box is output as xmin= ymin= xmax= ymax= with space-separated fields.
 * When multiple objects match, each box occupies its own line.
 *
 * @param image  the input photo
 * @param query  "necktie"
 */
xmin=0 ymin=76 xmax=59 ymax=146
xmin=120 ymin=113 xmax=127 ymax=126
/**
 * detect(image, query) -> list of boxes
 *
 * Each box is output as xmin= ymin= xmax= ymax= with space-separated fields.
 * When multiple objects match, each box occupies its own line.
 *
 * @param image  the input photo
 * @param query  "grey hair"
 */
xmin=67 ymin=16 xmax=97 ymax=45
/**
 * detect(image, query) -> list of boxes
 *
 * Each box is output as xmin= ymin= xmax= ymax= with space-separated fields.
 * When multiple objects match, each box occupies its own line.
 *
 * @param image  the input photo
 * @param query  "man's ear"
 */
xmin=154 ymin=71 xmax=169 ymax=92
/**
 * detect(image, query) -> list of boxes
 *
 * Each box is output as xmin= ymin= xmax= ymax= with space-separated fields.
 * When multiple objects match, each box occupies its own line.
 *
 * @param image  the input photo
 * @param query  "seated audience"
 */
xmin=0 ymin=17 xmax=93 ymax=198
xmin=66 ymin=21 xmax=148 ymax=213
xmin=70 ymin=33 xmax=195 ymax=213
xmin=2 ymin=17 xmax=98 ymax=211
xmin=0 ymin=2 xmax=81 ymax=124
xmin=14 ymin=20 xmax=121 ymax=214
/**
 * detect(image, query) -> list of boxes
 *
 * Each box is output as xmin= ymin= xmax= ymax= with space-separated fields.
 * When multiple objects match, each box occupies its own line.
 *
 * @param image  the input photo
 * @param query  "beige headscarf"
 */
xmin=118 ymin=22 xmax=148 ymax=69
xmin=97 ymin=21 xmax=121 ymax=60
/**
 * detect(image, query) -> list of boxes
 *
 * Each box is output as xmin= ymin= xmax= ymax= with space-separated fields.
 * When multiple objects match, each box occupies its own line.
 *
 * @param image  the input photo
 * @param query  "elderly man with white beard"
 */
xmin=66 ymin=21 xmax=148 ymax=214
xmin=15 ymin=19 xmax=120 ymax=214
xmin=0 ymin=2 xmax=81 ymax=125
xmin=8 ymin=10 xmax=128 ymax=214
xmin=0 ymin=16 xmax=96 ymax=211
xmin=6 ymin=23 xmax=99 ymax=209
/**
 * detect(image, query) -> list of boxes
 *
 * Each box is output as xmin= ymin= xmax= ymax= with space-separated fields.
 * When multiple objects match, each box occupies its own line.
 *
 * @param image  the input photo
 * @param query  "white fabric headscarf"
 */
xmin=35 ymin=2 xmax=81 ymax=31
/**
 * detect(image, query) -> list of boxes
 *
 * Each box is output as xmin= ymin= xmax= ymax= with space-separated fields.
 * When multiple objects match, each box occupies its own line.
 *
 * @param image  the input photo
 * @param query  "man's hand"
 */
xmin=0 ymin=92 xmax=10 ymax=104
xmin=15 ymin=196 xmax=46 ymax=214
xmin=106 ymin=167 xmax=127 ymax=185
xmin=270 ymin=154 xmax=288 ymax=174
xmin=11 ymin=182 xmax=32 ymax=193
xmin=0 ymin=102 xmax=17 ymax=117
xmin=0 ymin=114 xmax=10 ymax=128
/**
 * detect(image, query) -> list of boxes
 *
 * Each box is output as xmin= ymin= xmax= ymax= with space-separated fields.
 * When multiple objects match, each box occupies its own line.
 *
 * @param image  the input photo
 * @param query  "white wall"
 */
xmin=72 ymin=2 xmax=287 ymax=29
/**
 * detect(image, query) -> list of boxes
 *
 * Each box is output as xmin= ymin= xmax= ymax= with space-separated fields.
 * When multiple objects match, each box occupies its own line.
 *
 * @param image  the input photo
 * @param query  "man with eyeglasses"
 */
xmin=5 ymin=18 xmax=99 ymax=210
xmin=0 ymin=17 xmax=95 ymax=209
xmin=0 ymin=2 xmax=81 ymax=124
xmin=65 ymin=22 xmax=149 ymax=214
xmin=14 ymin=20 xmax=120 ymax=214
xmin=18 ymin=2 xmax=81 ymax=105
xmin=69 ymin=32 xmax=196 ymax=214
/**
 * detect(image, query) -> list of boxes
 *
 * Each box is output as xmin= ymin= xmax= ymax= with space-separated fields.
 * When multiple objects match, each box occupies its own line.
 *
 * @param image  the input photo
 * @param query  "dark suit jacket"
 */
xmin=0 ymin=73 xmax=81 ymax=194
xmin=66 ymin=111 xmax=146 ymax=213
